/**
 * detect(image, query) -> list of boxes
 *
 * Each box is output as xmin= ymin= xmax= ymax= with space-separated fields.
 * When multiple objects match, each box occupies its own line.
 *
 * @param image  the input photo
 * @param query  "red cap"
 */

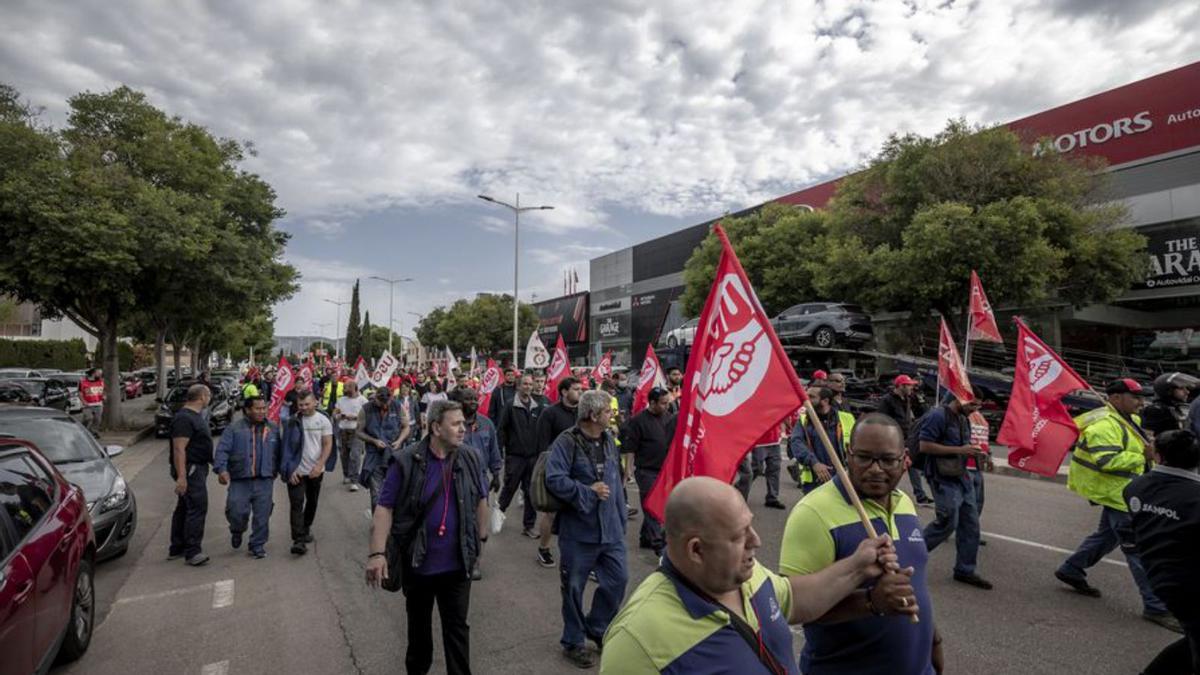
xmin=1106 ymin=378 xmax=1145 ymax=395
xmin=893 ymin=375 xmax=918 ymax=387
xmin=811 ymin=370 xmax=828 ymax=381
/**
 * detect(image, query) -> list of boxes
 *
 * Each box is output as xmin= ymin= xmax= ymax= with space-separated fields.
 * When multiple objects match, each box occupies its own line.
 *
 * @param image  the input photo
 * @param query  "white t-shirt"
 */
xmin=334 ymin=394 xmax=368 ymax=430
xmin=295 ymin=412 xmax=333 ymax=475
xmin=420 ymin=392 xmax=448 ymax=421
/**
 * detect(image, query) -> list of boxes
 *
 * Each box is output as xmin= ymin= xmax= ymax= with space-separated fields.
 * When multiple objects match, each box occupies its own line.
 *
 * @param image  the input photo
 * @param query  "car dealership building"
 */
xmin=557 ymin=61 xmax=1200 ymax=370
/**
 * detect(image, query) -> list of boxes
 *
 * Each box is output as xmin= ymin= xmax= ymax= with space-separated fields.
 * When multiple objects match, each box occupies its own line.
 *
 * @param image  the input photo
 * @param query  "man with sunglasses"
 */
xmin=779 ymin=413 xmax=940 ymax=674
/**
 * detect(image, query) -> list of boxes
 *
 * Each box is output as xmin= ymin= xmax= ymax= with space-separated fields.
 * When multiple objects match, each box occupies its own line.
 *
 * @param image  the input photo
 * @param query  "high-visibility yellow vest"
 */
xmin=1066 ymin=408 xmax=1148 ymax=511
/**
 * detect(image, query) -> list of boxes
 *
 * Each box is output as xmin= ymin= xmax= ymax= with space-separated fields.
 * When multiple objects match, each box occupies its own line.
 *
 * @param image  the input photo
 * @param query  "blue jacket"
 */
xmin=463 ymin=413 xmax=502 ymax=488
xmin=213 ymin=417 xmax=281 ymax=480
xmin=545 ymin=426 xmax=627 ymax=545
xmin=279 ymin=411 xmax=338 ymax=480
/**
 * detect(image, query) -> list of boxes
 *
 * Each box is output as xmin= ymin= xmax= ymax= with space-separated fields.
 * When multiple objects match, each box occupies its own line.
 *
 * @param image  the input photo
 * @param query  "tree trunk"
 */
xmin=155 ymin=330 xmax=167 ymax=401
xmin=172 ymin=339 xmax=182 ymax=383
xmin=101 ymin=320 xmax=124 ymax=430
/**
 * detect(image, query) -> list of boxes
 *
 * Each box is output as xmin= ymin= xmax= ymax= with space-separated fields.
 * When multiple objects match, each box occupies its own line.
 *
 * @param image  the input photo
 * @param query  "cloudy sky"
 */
xmin=3 ymin=0 xmax=1198 ymax=338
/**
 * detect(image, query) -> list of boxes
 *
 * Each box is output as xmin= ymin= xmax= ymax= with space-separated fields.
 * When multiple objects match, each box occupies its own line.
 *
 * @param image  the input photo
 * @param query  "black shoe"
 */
xmin=291 ymin=541 xmax=307 ymax=555
xmin=299 ymin=532 xmax=315 ymax=544
xmin=562 ymin=646 xmax=597 ymax=669
xmin=764 ymin=498 xmax=786 ymax=510
xmin=979 ymin=539 xmax=987 ymax=546
xmin=537 ymin=547 xmax=555 ymax=568
xmin=916 ymin=496 xmax=935 ymax=506
xmin=626 ymin=506 xmax=639 ymax=518
xmin=953 ymin=572 xmax=993 ymax=590
xmin=1054 ymin=570 xmax=1101 ymax=597
xmin=786 ymin=463 xmax=802 ymax=485
xmin=586 ymin=633 xmax=604 ymax=654
xmin=231 ymin=532 xmax=243 ymax=549
xmin=522 ymin=528 xmax=540 ymax=539
xmin=471 ymin=561 xmax=482 ymax=581
xmin=167 ymin=551 xmax=184 ymax=561
xmin=250 ymin=549 xmax=267 ymax=559
xmin=1143 ymin=612 xmax=1184 ymax=634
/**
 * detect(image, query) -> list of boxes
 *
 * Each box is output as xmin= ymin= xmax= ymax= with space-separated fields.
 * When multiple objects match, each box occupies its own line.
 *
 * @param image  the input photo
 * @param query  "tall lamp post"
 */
xmin=369 ymin=276 xmax=414 ymax=355
xmin=311 ymin=322 xmax=332 ymax=359
xmin=323 ymin=298 xmax=350 ymax=358
xmin=478 ymin=193 xmax=554 ymax=365
xmin=407 ymin=311 xmax=424 ymax=368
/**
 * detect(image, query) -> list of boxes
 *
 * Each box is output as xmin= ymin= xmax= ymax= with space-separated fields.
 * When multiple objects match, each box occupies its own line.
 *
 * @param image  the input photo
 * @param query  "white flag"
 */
xmin=445 ymin=367 xmax=458 ymax=392
xmin=370 ymin=350 xmax=400 ymax=388
xmin=469 ymin=346 xmax=478 ymax=375
xmin=353 ymin=356 xmax=371 ymax=390
xmin=445 ymin=346 xmax=459 ymax=372
xmin=525 ymin=331 xmax=550 ymax=370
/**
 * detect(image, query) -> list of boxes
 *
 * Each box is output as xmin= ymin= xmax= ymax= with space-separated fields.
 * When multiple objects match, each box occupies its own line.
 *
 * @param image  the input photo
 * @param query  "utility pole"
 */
xmin=324 ymin=298 xmax=350 ymax=357
xmin=478 ymin=193 xmax=554 ymax=366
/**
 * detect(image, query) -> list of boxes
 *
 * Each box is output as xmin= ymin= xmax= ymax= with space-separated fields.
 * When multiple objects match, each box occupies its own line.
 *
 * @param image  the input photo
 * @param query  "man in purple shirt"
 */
xmin=365 ymin=399 xmax=488 ymax=675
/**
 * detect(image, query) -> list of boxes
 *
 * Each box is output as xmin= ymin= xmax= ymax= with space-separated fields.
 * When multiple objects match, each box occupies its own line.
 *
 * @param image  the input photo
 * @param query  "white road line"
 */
xmin=981 ymin=531 xmax=1128 ymax=568
xmin=113 ymin=582 xmax=214 ymax=606
xmin=200 ymin=660 xmax=230 ymax=675
xmin=212 ymin=579 xmax=235 ymax=609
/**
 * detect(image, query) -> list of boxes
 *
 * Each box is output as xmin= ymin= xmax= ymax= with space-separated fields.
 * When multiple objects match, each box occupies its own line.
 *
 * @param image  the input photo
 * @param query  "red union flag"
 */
xmin=632 ymin=344 xmax=666 ymax=415
xmin=998 ymin=319 xmax=1090 ymax=476
xmin=644 ymin=224 xmax=810 ymax=521
xmin=592 ymin=350 xmax=613 ymax=386
xmin=544 ymin=336 xmax=570 ymax=402
xmin=267 ymin=357 xmax=295 ymax=422
xmin=938 ymin=318 xmax=975 ymax=403
xmin=297 ymin=357 xmax=314 ymax=391
xmin=353 ymin=356 xmax=370 ymax=389
xmin=478 ymin=359 xmax=502 ymax=418
xmin=968 ymin=270 xmax=1003 ymax=343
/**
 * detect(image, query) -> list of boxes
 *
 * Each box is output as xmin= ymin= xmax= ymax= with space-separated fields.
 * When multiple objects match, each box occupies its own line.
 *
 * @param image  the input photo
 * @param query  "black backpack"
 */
xmin=906 ymin=410 xmax=933 ymax=472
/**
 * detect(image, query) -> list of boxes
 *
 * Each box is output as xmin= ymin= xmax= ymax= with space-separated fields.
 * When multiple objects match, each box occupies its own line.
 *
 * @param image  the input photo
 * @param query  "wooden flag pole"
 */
xmin=802 ymin=397 xmax=920 ymax=623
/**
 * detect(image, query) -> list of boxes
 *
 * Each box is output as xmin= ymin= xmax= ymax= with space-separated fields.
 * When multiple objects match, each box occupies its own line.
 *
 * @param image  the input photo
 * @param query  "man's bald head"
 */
xmin=664 ymin=476 xmax=762 ymax=594
xmin=664 ymin=477 xmax=743 ymax=542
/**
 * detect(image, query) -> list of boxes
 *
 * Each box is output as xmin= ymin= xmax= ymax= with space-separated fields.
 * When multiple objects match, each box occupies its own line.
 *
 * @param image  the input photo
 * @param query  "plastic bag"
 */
xmin=489 ymin=493 xmax=505 ymax=535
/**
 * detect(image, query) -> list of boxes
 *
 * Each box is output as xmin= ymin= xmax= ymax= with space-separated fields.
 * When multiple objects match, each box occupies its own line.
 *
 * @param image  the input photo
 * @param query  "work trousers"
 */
xmin=226 ymin=477 xmax=273 ymax=553
xmin=338 ymin=428 xmax=361 ymax=482
xmin=923 ymin=475 xmax=981 ymax=576
xmin=403 ymin=571 xmax=473 ymax=675
xmin=1058 ymin=506 xmax=1167 ymax=615
xmin=498 ymin=454 xmax=537 ymax=531
xmin=287 ymin=474 xmax=323 ymax=542
xmin=735 ymin=444 xmax=781 ymax=502
xmin=558 ymin=538 xmax=628 ymax=649
xmin=634 ymin=468 xmax=664 ymax=552
xmin=970 ymin=468 xmax=985 ymax=516
xmin=169 ymin=463 xmax=209 ymax=559
xmin=81 ymin=405 xmax=102 ymax=437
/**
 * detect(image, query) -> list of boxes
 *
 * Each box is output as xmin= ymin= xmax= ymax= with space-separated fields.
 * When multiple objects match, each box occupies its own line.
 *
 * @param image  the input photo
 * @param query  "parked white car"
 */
xmin=664 ymin=318 xmax=699 ymax=349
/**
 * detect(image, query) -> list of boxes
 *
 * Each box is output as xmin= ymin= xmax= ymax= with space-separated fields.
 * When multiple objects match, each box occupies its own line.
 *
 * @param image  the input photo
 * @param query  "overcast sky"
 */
xmin=3 ymin=1 xmax=1198 ymax=338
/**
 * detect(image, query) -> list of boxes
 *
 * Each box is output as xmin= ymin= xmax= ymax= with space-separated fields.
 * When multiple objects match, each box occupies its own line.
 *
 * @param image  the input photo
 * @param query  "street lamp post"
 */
xmin=478 ymin=193 xmax=554 ymax=366
xmin=407 ymin=312 xmax=424 ymax=367
xmin=323 ymin=298 xmax=350 ymax=358
xmin=370 ymin=276 xmax=414 ymax=355
xmin=311 ymin=322 xmax=332 ymax=358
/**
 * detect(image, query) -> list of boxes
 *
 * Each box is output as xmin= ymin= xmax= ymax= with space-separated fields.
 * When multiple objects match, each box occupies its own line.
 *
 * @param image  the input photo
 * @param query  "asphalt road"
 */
xmin=55 ymin=437 xmax=1180 ymax=675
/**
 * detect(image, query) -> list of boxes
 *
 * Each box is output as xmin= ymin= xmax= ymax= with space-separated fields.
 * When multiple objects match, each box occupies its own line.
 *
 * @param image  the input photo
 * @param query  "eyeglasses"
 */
xmin=848 ymin=452 xmax=904 ymax=470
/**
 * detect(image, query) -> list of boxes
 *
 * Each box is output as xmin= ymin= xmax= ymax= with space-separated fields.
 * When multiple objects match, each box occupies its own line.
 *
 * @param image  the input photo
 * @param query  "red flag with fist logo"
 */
xmin=644 ymin=224 xmax=809 ymax=521
xmin=544 ymin=336 xmax=570 ymax=402
xmin=632 ymin=344 xmax=665 ymax=415
xmin=968 ymin=270 xmax=1003 ymax=343
xmin=938 ymin=318 xmax=975 ymax=403
xmin=478 ymin=359 xmax=502 ymax=419
xmin=998 ymin=319 xmax=1090 ymax=476
xmin=591 ymin=350 xmax=612 ymax=387
xmin=267 ymin=356 xmax=295 ymax=422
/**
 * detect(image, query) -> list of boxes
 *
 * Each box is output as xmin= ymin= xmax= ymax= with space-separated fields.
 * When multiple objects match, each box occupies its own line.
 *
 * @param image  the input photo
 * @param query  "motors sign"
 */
xmin=1032 ymin=111 xmax=1152 ymax=156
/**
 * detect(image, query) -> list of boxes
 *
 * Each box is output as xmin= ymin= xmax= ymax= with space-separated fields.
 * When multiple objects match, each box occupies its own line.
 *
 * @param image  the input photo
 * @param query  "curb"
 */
xmin=991 ymin=458 xmax=1068 ymax=485
xmin=99 ymin=424 xmax=155 ymax=449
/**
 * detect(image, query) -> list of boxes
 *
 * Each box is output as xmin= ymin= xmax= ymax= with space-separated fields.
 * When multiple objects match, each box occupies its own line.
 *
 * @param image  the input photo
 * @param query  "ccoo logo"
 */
xmin=697 ymin=273 xmax=771 ymax=417
xmin=1024 ymin=336 xmax=1062 ymax=393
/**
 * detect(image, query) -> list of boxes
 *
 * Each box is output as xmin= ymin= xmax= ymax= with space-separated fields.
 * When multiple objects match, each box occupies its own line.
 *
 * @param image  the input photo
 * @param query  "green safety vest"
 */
xmin=800 ymin=410 xmax=856 ymax=486
xmin=242 ymin=382 xmax=259 ymax=398
xmin=1066 ymin=408 xmax=1148 ymax=511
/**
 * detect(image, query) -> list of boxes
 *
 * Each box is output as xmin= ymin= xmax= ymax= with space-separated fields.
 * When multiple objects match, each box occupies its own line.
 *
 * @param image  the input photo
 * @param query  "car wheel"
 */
xmin=55 ymin=557 xmax=95 ymax=664
xmin=667 ymin=336 xmax=678 ymax=348
xmin=813 ymin=326 xmax=836 ymax=349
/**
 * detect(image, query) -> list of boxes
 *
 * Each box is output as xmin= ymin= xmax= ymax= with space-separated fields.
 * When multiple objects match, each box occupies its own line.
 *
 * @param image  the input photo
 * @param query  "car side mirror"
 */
xmin=105 ymin=445 xmax=124 ymax=457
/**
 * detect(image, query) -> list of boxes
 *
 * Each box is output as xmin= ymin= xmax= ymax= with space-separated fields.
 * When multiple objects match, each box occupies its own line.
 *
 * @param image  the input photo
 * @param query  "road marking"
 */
xmin=114 ymin=582 xmax=214 ymax=605
xmin=212 ymin=579 xmax=235 ymax=608
xmin=981 ymin=531 xmax=1128 ymax=568
xmin=201 ymin=660 xmax=229 ymax=675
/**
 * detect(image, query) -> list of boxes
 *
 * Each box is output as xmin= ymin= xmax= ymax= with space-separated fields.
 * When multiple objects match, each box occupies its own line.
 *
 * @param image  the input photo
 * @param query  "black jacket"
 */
xmin=497 ymin=395 xmax=543 ymax=458
xmin=876 ymin=391 xmax=925 ymax=437
xmin=487 ymin=384 xmax=517 ymax=421
xmin=620 ymin=409 xmax=674 ymax=472
xmin=1124 ymin=466 xmax=1200 ymax=616
xmin=536 ymin=402 xmax=578 ymax=454
xmin=1142 ymin=398 xmax=1187 ymax=436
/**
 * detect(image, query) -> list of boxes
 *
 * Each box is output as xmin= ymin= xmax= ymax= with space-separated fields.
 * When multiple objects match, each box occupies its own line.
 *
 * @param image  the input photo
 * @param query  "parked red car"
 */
xmin=0 ymin=438 xmax=96 ymax=672
xmin=121 ymin=373 xmax=143 ymax=400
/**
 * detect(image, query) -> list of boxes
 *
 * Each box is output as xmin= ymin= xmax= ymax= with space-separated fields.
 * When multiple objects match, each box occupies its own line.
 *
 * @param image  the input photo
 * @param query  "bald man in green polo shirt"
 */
xmin=600 ymin=476 xmax=916 ymax=674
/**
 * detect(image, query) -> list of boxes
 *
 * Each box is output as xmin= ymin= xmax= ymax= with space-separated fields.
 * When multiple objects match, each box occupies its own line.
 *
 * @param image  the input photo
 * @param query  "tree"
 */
xmin=360 ymin=324 xmax=402 ymax=362
xmin=361 ymin=311 xmax=373 ymax=362
xmin=344 ymin=279 xmax=362 ymax=361
xmin=414 ymin=293 xmax=538 ymax=357
xmin=306 ymin=340 xmax=335 ymax=357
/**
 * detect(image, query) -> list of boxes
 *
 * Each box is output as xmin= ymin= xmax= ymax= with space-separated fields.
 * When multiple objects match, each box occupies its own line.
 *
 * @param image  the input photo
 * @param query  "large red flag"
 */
xmin=968 ymin=270 xmax=1003 ymax=343
xmin=591 ymin=350 xmax=612 ymax=387
xmin=297 ymin=356 xmax=314 ymax=392
xmin=645 ymin=224 xmax=810 ymax=521
xmin=632 ymin=344 xmax=665 ymax=415
xmin=544 ymin=336 xmax=569 ymax=402
xmin=998 ymin=319 xmax=1090 ymax=476
xmin=938 ymin=318 xmax=975 ymax=403
xmin=267 ymin=357 xmax=295 ymax=422
xmin=478 ymin=359 xmax=502 ymax=419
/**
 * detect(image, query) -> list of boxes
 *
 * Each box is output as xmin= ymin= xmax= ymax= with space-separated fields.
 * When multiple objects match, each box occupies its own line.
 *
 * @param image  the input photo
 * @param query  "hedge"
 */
xmin=0 ymin=338 xmax=90 ymax=370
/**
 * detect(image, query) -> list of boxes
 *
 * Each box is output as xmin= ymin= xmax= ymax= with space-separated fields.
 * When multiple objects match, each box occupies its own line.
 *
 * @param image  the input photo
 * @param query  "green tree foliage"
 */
xmin=414 ymin=294 xmax=538 ymax=357
xmin=360 ymin=324 xmax=402 ymax=362
xmin=680 ymin=120 xmax=1147 ymax=334
xmin=344 ymin=279 xmax=362 ymax=361
xmin=361 ymin=311 xmax=373 ymax=362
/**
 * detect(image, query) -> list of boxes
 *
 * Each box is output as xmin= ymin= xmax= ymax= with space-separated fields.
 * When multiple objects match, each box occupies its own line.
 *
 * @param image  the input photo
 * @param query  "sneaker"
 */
xmin=589 ymin=570 xmax=599 ymax=583
xmin=764 ymin=498 xmax=786 ymax=510
xmin=1143 ymin=612 xmax=1184 ymax=634
xmin=537 ymin=547 xmax=555 ymax=568
xmin=562 ymin=645 xmax=597 ymax=669
xmin=1054 ymin=570 xmax=1101 ymax=597
xmin=231 ymin=532 xmax=243 ymax=549
xmin=349 ymin=483 xmax=360 ymax=492
xmin=471 ymin=561 xmax=483 ymax=581
xmin=522 ymin=528 xmax=540 ymax=539
xmin=291 ymin=541 xmax=307 ymax=555
xmin=250 ymin=549 xmax=267 ymax=559
xmin=786 ymin=463 xmax=802 ymax=485
xmin=185 ymin=553 xmax=210 ymax=567
xmin=953 ymin=572 xmax=993 ymax=590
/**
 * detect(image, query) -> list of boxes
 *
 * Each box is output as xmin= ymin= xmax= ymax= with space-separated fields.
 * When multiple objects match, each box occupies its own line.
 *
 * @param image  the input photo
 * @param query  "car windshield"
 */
xmin=165 ymin=386 xmax=191 ymax=403
xmin=13 ymin=379 xmax=44 ymax=395
xmin=839 ymin=304 xmax=866 ymax=314
xmin=0 ymin=372 xmax=23 ymax=380
xmin=0 ymin=415 xmax=101 ymax=463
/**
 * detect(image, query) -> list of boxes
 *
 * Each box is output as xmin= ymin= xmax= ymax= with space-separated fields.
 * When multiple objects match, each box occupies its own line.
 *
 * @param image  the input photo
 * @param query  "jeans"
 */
xmin=81 ymin=405 xmax=102 ymax=437
xmin=403 ymin=571 xmax=473 ymax=675
xmin=498 ymin=454 xmax=537 ymax=531
xmin=736 ymin=445 xmax=782 ymax=502
xmin=287 ymin=474 xmax=323 ymax=542
xmin=922 ymin=475 xmax=981 ymax=576
xmin=338 ymin=428 xmax=361 ymax=481
xmin=634 ymin=468 xmax=664 ymax=551
xmin=226 ymin=478 xmax=273 ymax=553
xmin=367 ymin=464 xmax=388 ymax=511
xmin=1057 ymin=506 xmax=1168 ymax=615
xmin=170 ymin=463 xmax=209 ymax=559
xmin=558 ymin=538 xmax=628 ymax=649
xmin=970 ymin=469 xmax=984 ymax=516
xmin=908 ymin=466 xmax=930 ymax=501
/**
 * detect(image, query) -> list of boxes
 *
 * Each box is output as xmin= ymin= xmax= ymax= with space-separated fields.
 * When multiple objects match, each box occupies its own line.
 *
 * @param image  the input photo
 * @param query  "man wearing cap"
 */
xmin=788 ymin=388 xmax=856 ymax=494
xmin=1055 ymin=379 xmax=1180 ymax=632
xmin=356 ymin=386 xmax=412 ymax=509
xmin=877 ymin=375 xmax=932 ymax=506
xmin=620 ymin=386 xmax=675 ymax=556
